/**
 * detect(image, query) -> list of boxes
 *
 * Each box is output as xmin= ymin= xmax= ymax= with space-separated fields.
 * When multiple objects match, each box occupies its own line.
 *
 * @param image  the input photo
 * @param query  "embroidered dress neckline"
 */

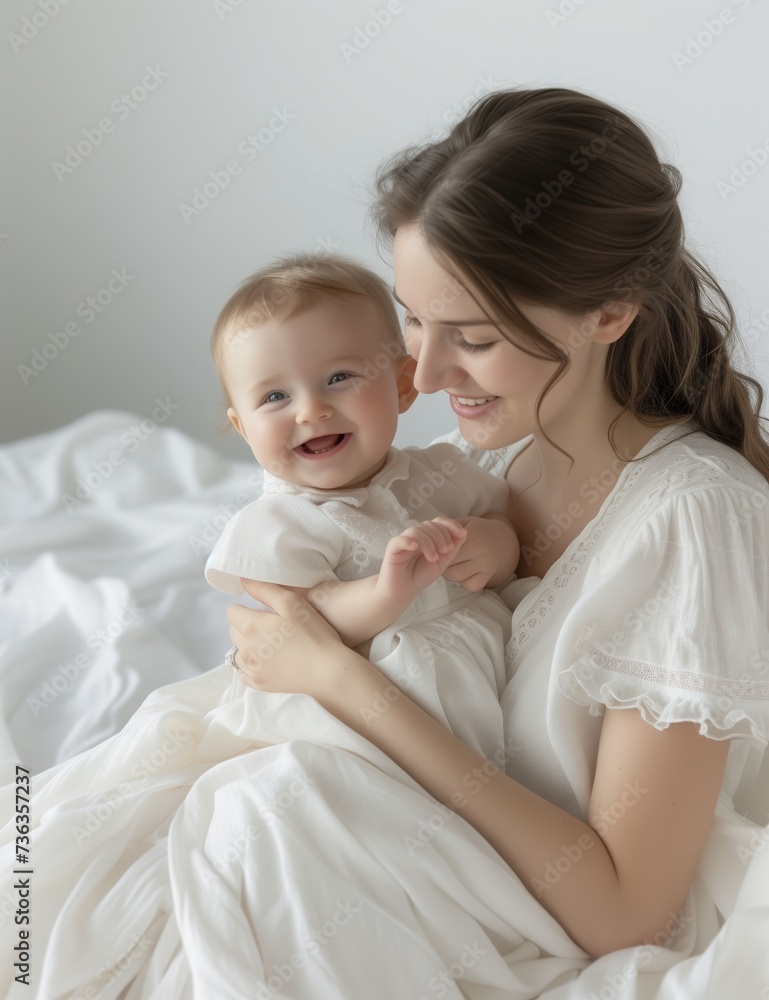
xmin=508 ymin=421 xmax=698 ymax=652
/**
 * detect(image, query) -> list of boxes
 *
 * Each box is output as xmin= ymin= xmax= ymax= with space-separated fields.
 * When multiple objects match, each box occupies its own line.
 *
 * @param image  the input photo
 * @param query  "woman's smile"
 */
xmin=448 ymin=393 xmax=501 ymax=419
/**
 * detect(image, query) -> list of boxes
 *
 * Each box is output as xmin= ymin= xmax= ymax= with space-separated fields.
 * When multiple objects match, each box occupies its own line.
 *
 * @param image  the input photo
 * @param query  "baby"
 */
xmin=205 ymin=252 xmax=520 ymax=761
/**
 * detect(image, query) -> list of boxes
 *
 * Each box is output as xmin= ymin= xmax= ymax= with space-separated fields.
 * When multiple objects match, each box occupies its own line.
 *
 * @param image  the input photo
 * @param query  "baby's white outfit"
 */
xmin=205 ymin=443 xmax=515 ymax=761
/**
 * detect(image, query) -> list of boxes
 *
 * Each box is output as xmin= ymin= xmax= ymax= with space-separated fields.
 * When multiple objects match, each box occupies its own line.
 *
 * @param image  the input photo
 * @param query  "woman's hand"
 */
xmin=443 ymin=515 xmax=521 ymax=590
xmin=226 ymin=578 xmax=366 ymax=704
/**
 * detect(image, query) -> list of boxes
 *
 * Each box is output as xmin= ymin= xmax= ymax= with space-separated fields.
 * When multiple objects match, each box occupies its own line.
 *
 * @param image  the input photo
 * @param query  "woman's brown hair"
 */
xmin=372 ymin=87 xmax=769 ymax=483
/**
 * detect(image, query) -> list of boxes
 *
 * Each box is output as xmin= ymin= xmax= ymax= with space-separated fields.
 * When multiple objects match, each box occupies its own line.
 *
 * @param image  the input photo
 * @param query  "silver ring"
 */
xmin=225 ymin=644 xmax=239 ymax=671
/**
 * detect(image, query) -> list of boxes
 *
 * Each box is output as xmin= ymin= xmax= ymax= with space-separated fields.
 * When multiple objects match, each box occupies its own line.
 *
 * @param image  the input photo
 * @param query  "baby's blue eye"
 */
xmin=264 ymin=391 xmax=288 ymax=403
xmin=328 ymin=372 xmax=351 ymax=384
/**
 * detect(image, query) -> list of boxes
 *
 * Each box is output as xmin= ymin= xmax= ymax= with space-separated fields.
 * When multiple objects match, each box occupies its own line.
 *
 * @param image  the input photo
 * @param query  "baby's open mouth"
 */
xmin=295 ymin=433 xmax=348 ymax=456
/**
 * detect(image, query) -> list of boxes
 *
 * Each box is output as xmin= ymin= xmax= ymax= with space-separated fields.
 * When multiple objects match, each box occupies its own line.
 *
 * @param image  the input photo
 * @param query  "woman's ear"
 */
xmin=396 ymin=355 xmax=419 ymax=414
xmin=592 ymin=300 xmax=641 ymax=345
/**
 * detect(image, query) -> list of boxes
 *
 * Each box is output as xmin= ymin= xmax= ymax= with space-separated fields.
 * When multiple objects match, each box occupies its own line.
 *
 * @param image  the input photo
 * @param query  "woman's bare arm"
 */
xmin=228 ymin=581 xmax=729 ymax=959
xmin=323 ymin=652 xmax=729 ymax=958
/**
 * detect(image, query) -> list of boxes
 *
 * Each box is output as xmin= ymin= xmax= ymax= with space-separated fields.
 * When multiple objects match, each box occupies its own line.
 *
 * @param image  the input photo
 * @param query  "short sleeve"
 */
xmin=404 ymin=442 xmax=511 ymax=517
xmin=558 ymin=485 xmax=769 ymax=745
xmin=204 ymin=495 xmax=346 ymax=595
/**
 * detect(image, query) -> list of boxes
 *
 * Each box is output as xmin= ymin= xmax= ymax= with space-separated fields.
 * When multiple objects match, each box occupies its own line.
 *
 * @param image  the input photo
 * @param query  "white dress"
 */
xmin=203 ymin=443 xmax=515 ymax=763
xmin=2 ymin=420 xmax=769 ymax=1000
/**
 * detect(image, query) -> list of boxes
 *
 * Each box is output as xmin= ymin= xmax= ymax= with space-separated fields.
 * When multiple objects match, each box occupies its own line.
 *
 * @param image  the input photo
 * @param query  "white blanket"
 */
xmin=1 ymin=412 xmax=768 ymax=999
xmin=0 ymin=410 xmax=260 ymax=778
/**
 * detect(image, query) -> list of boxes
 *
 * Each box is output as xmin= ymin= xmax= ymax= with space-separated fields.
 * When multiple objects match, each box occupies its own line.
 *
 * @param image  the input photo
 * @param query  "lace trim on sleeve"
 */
xmin=560 ymin=639 xmax=769 ymax=745
xmin=578 ymin=642 xmax=769 ymax=703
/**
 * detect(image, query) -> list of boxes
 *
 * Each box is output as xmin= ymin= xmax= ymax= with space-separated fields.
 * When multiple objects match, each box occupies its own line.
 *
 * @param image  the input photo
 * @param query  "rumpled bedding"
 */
xmin=1 ymin=411 xmax=768 ymax=999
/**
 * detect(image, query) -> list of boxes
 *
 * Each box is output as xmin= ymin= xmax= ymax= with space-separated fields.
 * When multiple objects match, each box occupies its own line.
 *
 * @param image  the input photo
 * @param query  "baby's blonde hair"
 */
xmin=211 ymin=251 xmax=406 ymax=427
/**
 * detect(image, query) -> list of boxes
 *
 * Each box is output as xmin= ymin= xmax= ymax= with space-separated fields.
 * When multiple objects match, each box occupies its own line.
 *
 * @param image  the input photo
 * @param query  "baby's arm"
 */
xmin=442 ymin=513 xmax=520 ymax=591
xmin=297 ymin=517 xmax=468 ymax=648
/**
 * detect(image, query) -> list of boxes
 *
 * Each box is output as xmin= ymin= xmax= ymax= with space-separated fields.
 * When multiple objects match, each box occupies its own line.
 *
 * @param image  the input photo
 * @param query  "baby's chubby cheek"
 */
xmin=354 ymin=367 xmax=402 ymax=412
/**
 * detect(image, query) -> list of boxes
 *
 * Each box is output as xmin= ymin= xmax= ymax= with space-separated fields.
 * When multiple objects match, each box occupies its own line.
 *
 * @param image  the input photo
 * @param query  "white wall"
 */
xmin=2 ymin=0 xmax=768 ymax=459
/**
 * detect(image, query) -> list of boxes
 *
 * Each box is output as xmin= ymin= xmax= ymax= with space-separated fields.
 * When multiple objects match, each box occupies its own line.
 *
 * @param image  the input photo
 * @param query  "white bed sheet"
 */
xmin=1 ymin=411 xmax=768 ymax=1000
xmin=0 ymin=410 xmax=262 ymax=778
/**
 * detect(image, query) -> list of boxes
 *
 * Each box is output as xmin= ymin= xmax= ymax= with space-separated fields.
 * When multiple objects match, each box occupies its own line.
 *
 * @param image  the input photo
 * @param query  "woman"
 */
xmin=3 ymin=87 xmax=769 ymax=1000
xmin=223 ymin=88 xmax=769 ymax=989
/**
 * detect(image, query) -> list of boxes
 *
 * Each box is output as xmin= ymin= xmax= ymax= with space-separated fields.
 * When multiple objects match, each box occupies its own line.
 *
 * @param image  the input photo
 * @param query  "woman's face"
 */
xmin=392 ymin=224 xmax=610 ymax=450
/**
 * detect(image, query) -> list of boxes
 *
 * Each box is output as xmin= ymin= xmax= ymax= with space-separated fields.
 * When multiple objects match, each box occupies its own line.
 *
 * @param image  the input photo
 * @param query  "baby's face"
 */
xmin=222 ymin=296 xmax=414 ymax=490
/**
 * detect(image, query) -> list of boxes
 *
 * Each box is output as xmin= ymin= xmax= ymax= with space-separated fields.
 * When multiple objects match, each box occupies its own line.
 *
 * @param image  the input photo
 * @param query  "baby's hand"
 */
xmin=376 ymin=517 xmax=468 ymax=607
xmin=443 ymin=515 xmax=521 ymax=591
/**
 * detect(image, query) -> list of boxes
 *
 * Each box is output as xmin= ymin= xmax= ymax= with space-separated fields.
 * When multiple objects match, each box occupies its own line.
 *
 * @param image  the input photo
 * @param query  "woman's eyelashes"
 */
xmin=459 ymin=341 xmax=495 ymax=354
xmin=404 ymin=314 xmax=496 ymax=354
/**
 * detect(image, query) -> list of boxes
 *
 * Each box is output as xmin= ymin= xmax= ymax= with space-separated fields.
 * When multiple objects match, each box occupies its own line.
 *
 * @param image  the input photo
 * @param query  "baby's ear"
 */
xmin=396 ymin=355 xmax=418 ymax=414
xmin=227 ymin=407 xmax=245 ymax=437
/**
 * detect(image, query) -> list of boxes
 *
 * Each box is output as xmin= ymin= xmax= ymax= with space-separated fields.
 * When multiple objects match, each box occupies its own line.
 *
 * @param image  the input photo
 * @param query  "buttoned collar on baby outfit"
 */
xmin=260 ymin=447 xmax=412 ymax=507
